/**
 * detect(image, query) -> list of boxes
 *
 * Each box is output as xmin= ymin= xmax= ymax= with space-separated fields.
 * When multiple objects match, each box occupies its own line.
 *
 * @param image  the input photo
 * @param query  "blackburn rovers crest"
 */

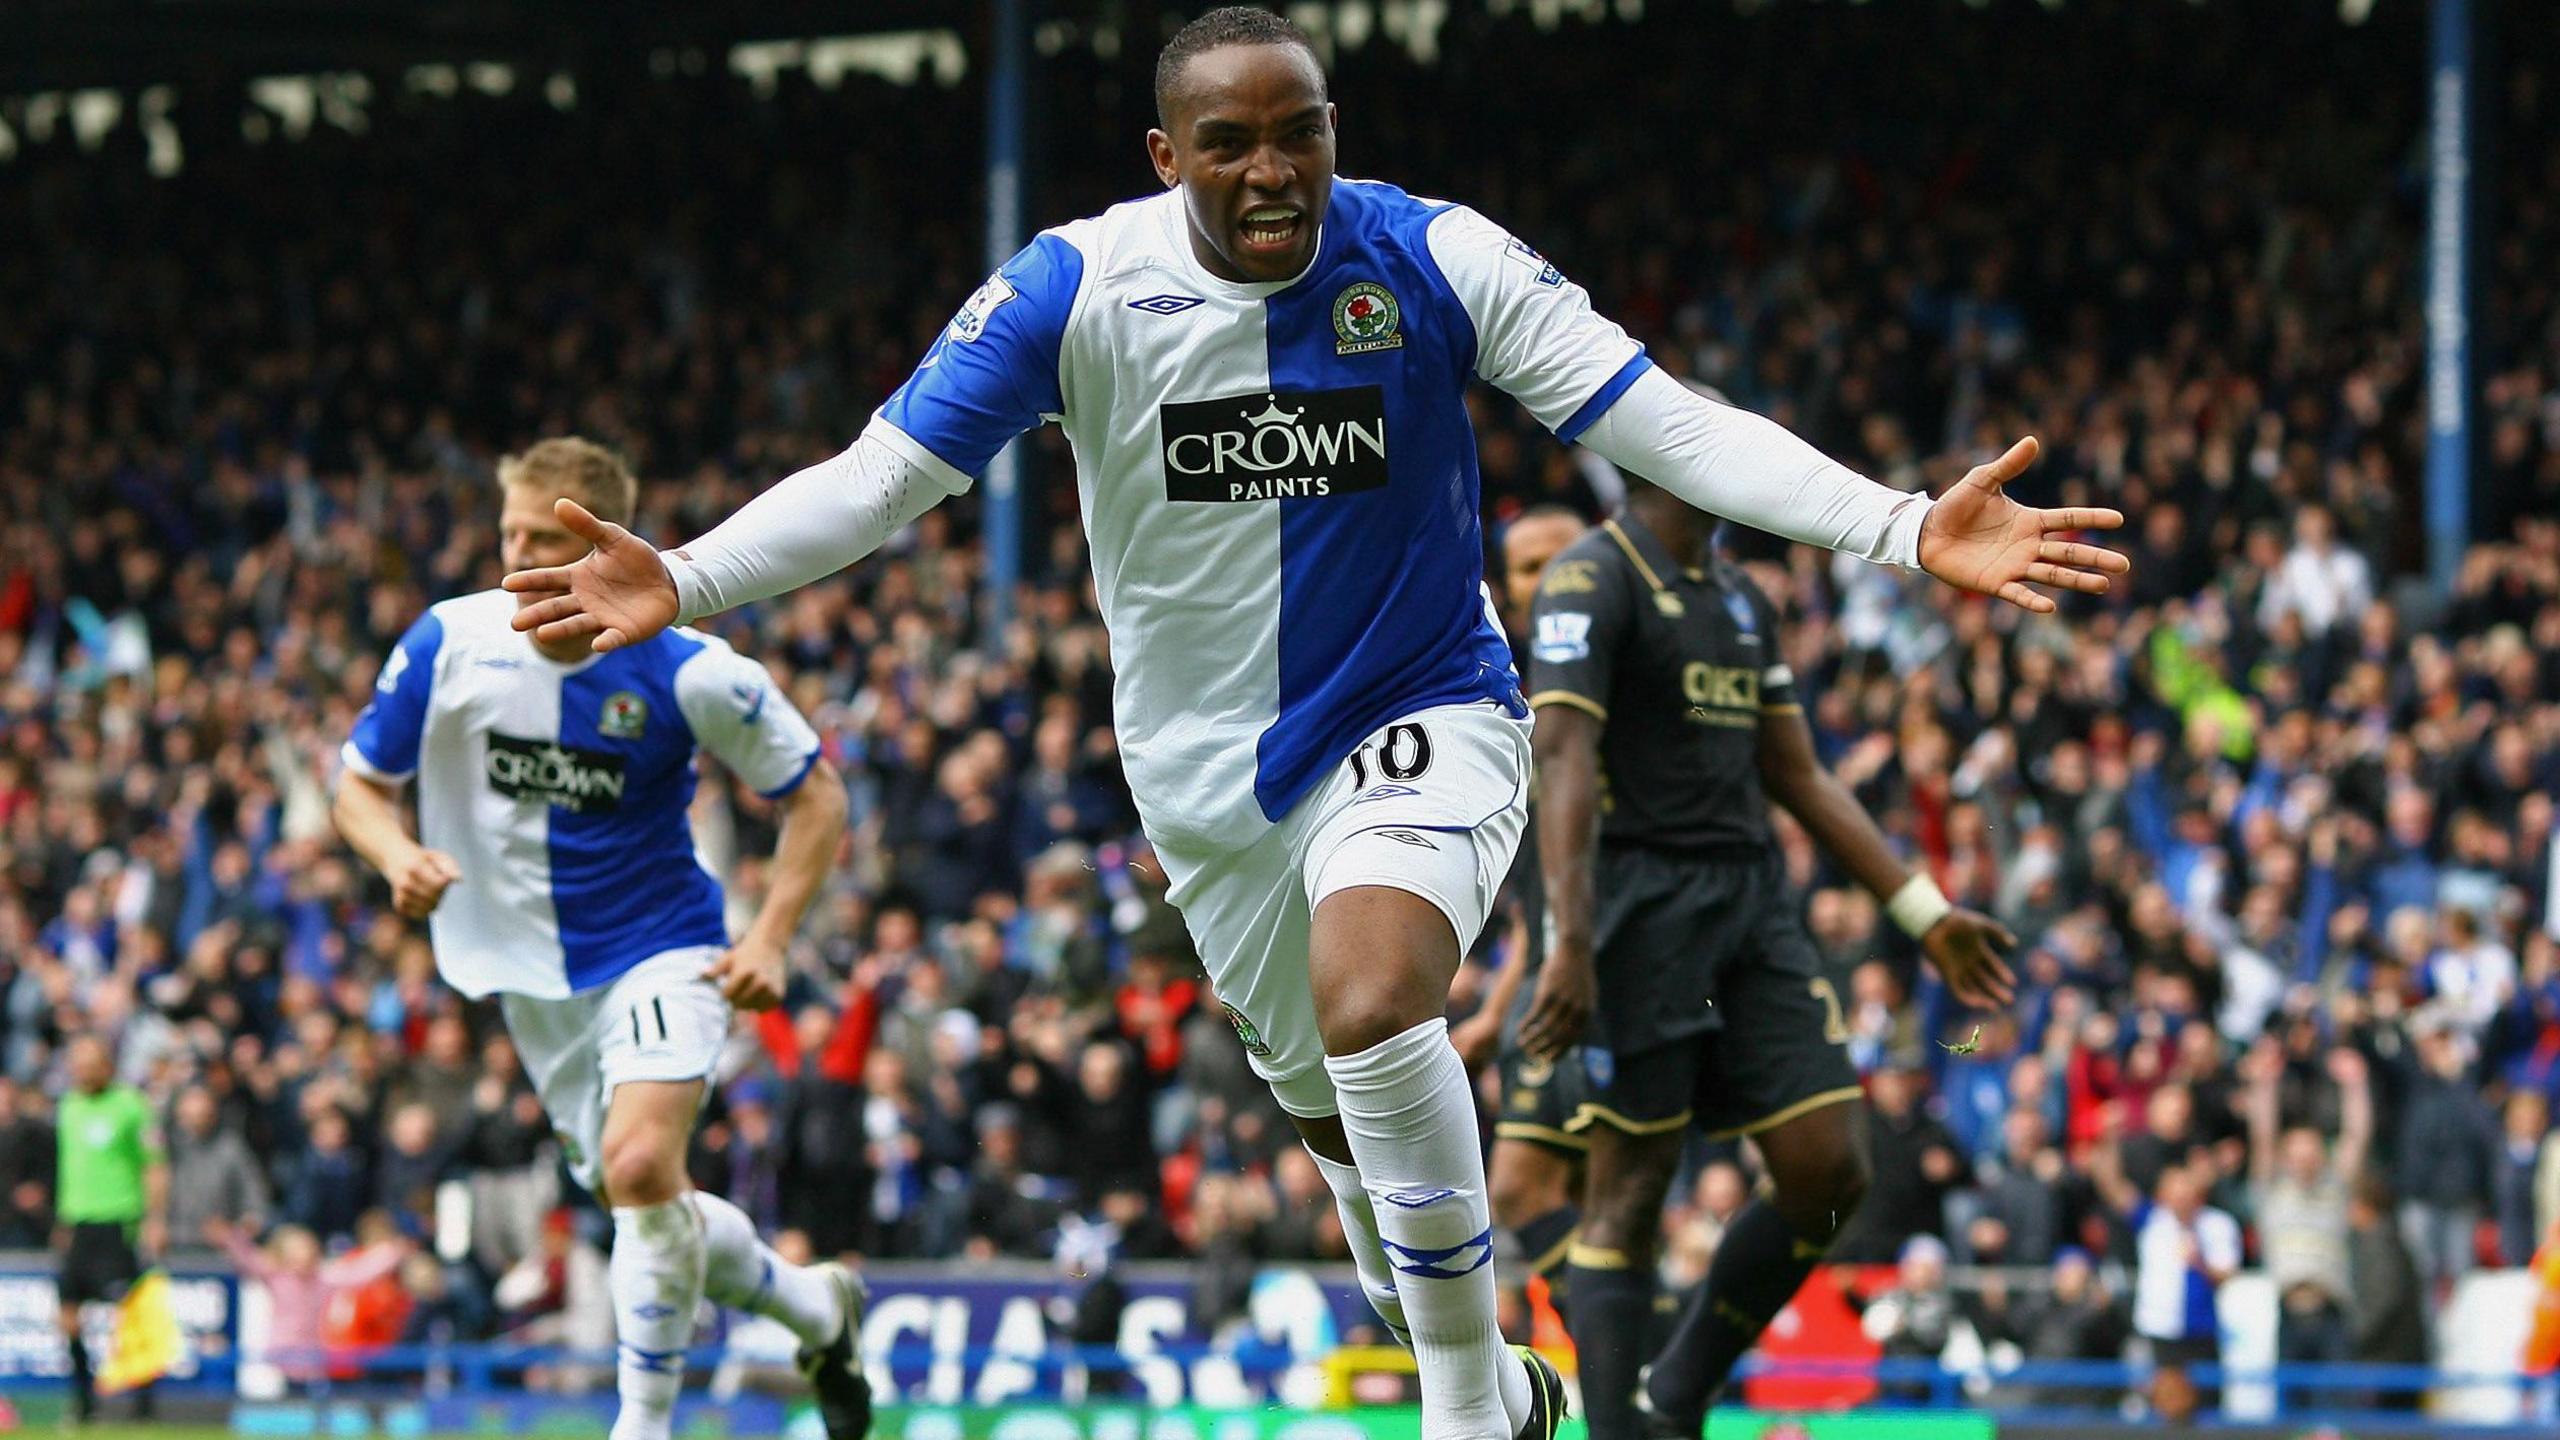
xmin=1333 ymin=281 xmax=1403 ymax=355
xmin=600 ymin=690 xmax=648 ymax=739
xmin=1221 ymin=1002 xmax=1274 ymax=1058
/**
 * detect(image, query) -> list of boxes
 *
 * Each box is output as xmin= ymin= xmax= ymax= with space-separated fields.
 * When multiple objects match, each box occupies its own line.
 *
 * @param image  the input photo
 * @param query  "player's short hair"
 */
xmin=1156 ymin=6 xmax=1323 ymax=129
xmin=496 ymin=436 xmax=638 ymax=526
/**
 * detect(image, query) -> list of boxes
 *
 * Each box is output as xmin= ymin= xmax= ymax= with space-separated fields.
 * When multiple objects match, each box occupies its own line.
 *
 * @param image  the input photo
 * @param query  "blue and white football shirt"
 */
xmin=342 ymin=590 xmax=822 ymax=999
xmin=871 ymin=179 xmax=1653 ymax=850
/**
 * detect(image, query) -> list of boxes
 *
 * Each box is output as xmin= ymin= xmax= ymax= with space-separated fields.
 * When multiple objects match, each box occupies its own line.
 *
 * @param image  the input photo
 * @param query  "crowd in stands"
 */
xmin=0 ymin=0 xmax=2555 ymax=1381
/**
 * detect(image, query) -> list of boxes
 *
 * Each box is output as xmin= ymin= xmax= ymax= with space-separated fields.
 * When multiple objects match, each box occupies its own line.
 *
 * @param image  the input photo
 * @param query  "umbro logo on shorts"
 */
xmin=1127 ymin=293 xmax=1205 ymax=315
xmin=1373 ymin=829 xmax=1440 ymax=849
xmin=1355 ymin=784 xmax=1420 ymax=803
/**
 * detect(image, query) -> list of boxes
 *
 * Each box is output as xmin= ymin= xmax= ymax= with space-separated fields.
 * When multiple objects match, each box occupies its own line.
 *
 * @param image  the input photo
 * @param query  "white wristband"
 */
xmin=1887 ymin=874 xmax=1954 ymax=939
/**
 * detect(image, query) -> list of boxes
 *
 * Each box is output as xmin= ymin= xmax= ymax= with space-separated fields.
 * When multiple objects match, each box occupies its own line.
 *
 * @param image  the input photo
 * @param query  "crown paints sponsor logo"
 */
xmin=1158 ymin=386 xmax=1390 ymax=502
xmin=485 ymin=734 xmax=627 ymax=813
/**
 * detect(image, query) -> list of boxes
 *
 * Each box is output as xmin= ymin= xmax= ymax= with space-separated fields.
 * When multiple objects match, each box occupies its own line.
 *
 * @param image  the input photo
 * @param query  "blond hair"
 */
xmin=496 ymin=436 xmax=638 ymax=526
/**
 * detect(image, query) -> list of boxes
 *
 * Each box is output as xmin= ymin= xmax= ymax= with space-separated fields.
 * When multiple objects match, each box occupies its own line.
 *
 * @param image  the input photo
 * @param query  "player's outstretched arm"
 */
xmin=1573 ymin=369 xmax=2126 ymax=611
xmin=1757 ymin=705 xmax=2015 ymax=1009
xmin=503 ymin=434 xmax=958 ymax=648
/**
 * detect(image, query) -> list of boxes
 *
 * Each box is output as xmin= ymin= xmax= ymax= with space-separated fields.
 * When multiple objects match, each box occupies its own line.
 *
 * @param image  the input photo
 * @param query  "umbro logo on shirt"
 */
xmin=1127 ymin=293 xmax=1205 ymax=316
xmin=1158 ymin=386 xmax=1391 ymax=502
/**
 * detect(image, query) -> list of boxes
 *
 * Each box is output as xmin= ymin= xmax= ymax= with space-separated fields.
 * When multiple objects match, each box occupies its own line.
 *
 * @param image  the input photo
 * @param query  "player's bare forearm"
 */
xmin=1532 ymin=708 xmax=1604 ymax=954
xmin=331 ymin=771 xmax=421 ymax=877
xmin=1757 ymin=707 xmax=1909 ymax=902
xmin=743 ymin=758 xmax=847 ymax=953
xmin=1523 ymin=705 xmax=1604 ymax=1058
xmin=1761 ymin=706 xmax=2014 ymax=1005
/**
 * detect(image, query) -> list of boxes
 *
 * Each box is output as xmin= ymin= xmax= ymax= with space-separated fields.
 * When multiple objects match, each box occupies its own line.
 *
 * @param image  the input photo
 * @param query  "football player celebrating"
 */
xmin=504 ymin=13 xmax=2122 ymax=1439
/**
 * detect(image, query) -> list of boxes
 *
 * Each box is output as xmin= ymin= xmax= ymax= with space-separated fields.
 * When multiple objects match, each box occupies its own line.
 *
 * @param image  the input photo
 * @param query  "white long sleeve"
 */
xmin=664 ymin=424 xmax=964 ymax=624
xmin=1576 ymin=366 xmax=1931 ymax=568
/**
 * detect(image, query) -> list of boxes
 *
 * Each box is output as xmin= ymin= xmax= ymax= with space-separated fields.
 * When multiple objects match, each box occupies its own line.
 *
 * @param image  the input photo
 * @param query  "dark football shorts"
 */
xmin=1568 ymin=846 xmax=1860 ymax=1140
xmin=1495 ymin=1041 xmax=1593 ymax=1156
xmin=58 ymin=1221 xmax=141 ymax=1306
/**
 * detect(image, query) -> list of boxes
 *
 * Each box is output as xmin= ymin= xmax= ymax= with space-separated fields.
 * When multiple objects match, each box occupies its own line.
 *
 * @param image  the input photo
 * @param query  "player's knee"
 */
xmin=1575 ymin=1190 xmax=1654 ymax=1264
xmin=600 ymin=1129 xmax=686 ymax=1208
xmin=1315 ymin=975 xmax=1438 ymax=1059
xmin=1773 ymin=1141 xmax=1868 ymax=1244
xmin=1487 ymin=1148 xmax=1565 ymax=1232
xmin=1578 ymin=1147 xmax=1676 ymax=1259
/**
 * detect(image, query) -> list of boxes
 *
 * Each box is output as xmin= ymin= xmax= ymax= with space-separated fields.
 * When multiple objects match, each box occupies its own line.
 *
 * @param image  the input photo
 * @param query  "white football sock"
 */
xmin=691 ymin=1189 xmax=845 ymax=1349
xmin=1325 ymin=1019 xmax=1531 ymax=1440
xmin=1309 ymin=1146 xmax=1412 ymax=1344
xmin=610 ymin=1198 xmax=706 ymax=1440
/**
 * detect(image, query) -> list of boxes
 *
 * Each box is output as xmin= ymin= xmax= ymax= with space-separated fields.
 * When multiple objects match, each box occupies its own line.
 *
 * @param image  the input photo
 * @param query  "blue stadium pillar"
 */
xmin=982 ymin=0 xmax=1030 ymax=634
xmin=2425 ymin=0 xmax=2476 ymax=589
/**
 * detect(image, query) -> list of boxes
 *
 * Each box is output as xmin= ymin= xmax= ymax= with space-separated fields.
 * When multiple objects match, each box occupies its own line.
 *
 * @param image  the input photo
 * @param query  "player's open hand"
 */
xmin=1916 ymin=438 xmax=2129 ymax=613
xmin=502 ymin=498 xmax=680 ymax=652
xmin=1519 ymin=939 xmax=1596 ymax=1061
xmin=1920 ymin=907 xmax=2017 ymax=1009
xmin=703 ymin=936 xmax=787 ymax=1012
xmin=390 ymin=847 xmax=462 ymax=919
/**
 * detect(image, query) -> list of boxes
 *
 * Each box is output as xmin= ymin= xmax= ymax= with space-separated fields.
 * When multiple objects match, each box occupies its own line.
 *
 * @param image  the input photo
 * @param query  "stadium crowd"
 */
xmin=0 ymin=0 xmax=2555 ymax=1381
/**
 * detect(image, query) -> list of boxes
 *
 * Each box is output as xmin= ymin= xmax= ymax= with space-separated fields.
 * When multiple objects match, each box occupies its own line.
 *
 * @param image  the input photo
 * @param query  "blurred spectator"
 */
xmin=2245 ymin=1042 xmax=2371 ymax=1406
xmin=494 ymin=1211 xmax=613 ymax=1392
xmin=1964 ymin=1106 xmax=2070 ymax=1266
xmin=212 ymin=1213 xmax=411 ymax=1387
xmin=1859 ymin=1235 xmax=1964 ymax=1402
xmin=2257 ymin=507 xmax=2373 ymax=639
xmin=2347 ymin=1177 xmax=2429 ymax=1409
xmin=2094 ymin=1141 xmax=2239 ymax=1422
xmin=166 ymin=1083 xmax=270 ymax=1249
xmin=0 ymin=1076 xmax=55 ymax=1246
xmin=373 ymin=1102 xmax=450 ymax=1237
xmin=2494 ymin=1090 xmax=2553 ymax=1267
xmin=2392 ymin=1016 xmax=2500 ymax=1297
xmin=1983 ymin=1248 xmax=2127 ymax=1409
xmin=1832 ymin=1061 xmax=1961 ymax=1263
xmin=963 ymin=1105 xmax=1062 ymax=1260
xmin=283 ymin=1106 xmax=367 ymax=1247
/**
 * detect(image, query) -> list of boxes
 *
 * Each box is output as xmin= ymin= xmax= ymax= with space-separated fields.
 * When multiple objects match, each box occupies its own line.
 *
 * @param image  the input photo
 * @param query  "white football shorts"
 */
xmin=500 ymin=945 xmax=732 ymax=1194
xmin=1150 ymin=700 xmax=1530 ymax=1119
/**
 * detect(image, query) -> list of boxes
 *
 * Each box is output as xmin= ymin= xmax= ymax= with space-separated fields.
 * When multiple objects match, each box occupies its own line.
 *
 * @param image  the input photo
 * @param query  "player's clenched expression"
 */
xmin=1147 ymin=42 xmax=1336 ymax=284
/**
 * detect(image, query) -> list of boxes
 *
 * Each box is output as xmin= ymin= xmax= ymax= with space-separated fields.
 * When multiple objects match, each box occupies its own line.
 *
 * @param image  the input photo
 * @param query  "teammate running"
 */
xmin=332 ymin=438 xmax=870 ymax=1440
xmin=1520 ymin=482 xmax=2018 ymax=1440
xmin=501 ymin=12 xmax=2123 ymax=1438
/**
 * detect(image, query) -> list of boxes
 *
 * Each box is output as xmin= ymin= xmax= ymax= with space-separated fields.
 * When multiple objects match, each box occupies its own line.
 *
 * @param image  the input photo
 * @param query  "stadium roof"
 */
xmin=0 ymin=0 xmax=985 ymax=93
